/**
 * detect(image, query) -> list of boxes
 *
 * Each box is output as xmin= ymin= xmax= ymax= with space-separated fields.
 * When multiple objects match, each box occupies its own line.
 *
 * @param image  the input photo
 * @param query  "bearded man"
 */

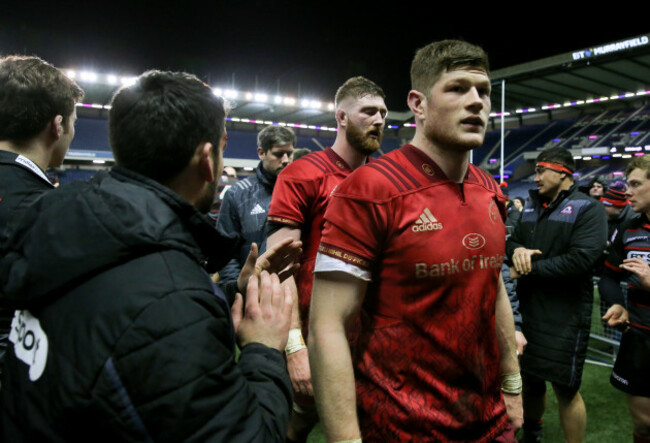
xmin=266 ymin=76 xmax=387 ymax=442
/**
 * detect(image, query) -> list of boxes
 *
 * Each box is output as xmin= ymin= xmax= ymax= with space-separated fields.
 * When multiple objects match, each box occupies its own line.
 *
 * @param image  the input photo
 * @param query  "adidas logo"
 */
xmin=412 ymin=208 xmax=443 ymax=232
xmin=250 ymin=204 xmax=266 ymax=215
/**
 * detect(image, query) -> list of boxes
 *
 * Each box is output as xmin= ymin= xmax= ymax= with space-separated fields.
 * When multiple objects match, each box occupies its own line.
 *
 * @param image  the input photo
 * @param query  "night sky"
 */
xmin=1 ymin=2 xmax=647 ymax=110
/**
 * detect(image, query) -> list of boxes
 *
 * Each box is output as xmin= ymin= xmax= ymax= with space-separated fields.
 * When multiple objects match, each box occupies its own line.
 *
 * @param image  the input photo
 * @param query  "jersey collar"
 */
xmin=400 ymin=144 xmax=476 ymax=184
xmin=324 ymin=147 xmax=355 ymax=172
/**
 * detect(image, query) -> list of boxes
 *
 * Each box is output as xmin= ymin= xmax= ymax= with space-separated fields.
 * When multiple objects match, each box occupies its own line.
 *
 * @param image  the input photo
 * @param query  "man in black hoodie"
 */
xmin=0 ymin=70 xmax=297 ymax=441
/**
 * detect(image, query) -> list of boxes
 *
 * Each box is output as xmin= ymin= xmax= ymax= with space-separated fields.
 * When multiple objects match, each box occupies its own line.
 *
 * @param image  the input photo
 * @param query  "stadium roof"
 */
xmin=489 ymin=33 xmax=650 ymax=121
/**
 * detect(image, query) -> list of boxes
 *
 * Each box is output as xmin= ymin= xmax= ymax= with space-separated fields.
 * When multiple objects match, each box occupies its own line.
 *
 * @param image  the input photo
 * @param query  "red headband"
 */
xmin=537 ymin=161 xmax=573 ymax=175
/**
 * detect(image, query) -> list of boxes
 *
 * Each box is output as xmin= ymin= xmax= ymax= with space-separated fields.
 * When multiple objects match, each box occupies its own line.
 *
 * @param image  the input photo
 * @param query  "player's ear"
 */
xmin=408 ymin=90 xmax=426 ymax=121
xmin=198 ymin=142 xmax=215 ymax=183
xmin=336 ymin=108 xmax=347 ymax=128
xmin=257 ymin=146 xmax=264 ymax=159
xmin=50 ymin=115 xmax=64 ymax=140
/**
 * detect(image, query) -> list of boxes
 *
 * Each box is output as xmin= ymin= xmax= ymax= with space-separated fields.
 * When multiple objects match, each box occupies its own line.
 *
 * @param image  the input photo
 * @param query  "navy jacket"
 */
xmin=217 ymin=162 xmax=276 ymax=285
xmin=506 ymin=184 xmax=607 ymax=387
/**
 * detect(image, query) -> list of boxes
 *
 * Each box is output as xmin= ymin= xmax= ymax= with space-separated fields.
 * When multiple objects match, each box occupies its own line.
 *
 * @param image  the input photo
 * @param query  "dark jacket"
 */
xmin=0 ymin=150 xmax=55 ymax=380
xmin=506 ymin=184 xmax=607 ymax=388
xmin=0 ymin=167 xmax=292 ymax=442
xmin=217 ymin=162 xmax=276 ymax=284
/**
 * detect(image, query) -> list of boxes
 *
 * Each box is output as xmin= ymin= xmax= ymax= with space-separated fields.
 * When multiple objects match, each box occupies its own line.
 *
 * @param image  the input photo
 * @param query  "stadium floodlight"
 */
xmin=274 ymin=96 xmax=283 ymax=104
xmin=213 ymin=88 xmax=223 ymax=96
xmin=224 ymin=89 xmax=238 ymax=99
xmin=310 ymin=101 xmax=321 ymax=109
xmin=79 ymin=71 xmax=98 ymax=83
xmin=107 ymin=75 xmax=118 ymax=85
xmin=327 ymin=103 xmax=335 ymax=111
xmin=300 ymin=99 xmax=310 ymax=108
xmin=66 ymin=70 xmax=76 ymax=79
xmin=283 ymin=97 xmax=296 ymax=106
xmin=245 ymin=92 xmax=253 ymax=100
xmin=253 ymin=93 xmax=268 ymax=103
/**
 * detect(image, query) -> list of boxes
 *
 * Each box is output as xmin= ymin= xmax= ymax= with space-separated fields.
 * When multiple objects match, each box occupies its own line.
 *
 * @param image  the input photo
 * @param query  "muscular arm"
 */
xmin=267 ymin=226 xmax=312 ymax=396
xmin=495 ymin=274 xmax=523 ymax=430
xmin=309 ymin=271 xmax=367 ymax=441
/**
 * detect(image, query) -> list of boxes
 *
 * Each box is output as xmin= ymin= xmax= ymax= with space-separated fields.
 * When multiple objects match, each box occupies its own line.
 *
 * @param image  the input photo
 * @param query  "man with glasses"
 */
xmin=507 ymin=147 xmax=607 ymax=443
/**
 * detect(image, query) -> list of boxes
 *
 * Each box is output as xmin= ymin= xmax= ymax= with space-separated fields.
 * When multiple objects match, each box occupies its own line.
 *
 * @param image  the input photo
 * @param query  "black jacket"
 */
xmin=0 ymin=167 xmax=292 ymax=442
xmin=506 ymin=184 xmax=607 ymax=387
xmin=217 ymin=162 xmax=276 ymax=285
xmin=0 ymin=150 xmax=55 ymax=380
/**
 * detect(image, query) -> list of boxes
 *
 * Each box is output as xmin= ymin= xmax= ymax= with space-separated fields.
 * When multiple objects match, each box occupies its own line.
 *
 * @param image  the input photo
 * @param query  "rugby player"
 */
xmin=601 ymin=155 xmax=650 ymax=443
xmin=266 ymin=76 xmax=387 ymax=442
xmin=309 ymin=40 xmax=522 ymax=441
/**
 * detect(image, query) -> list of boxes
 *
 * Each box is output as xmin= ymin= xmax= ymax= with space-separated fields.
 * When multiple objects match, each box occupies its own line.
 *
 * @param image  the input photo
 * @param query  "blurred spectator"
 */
xmin=292 ymin=148 xmax=311 ymax=161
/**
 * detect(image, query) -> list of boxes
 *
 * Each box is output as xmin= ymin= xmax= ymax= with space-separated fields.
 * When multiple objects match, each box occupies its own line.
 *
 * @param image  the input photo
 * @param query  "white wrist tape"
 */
xmin=285 ymin=328 xmax=306 ymax=355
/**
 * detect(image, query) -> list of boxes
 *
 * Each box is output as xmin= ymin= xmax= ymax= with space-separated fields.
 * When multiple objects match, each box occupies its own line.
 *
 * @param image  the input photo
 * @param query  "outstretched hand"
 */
xmin=231 ymin=271 xmax=293 ymax=350
xmin=237 ymin=238 xmax=302 ymax=293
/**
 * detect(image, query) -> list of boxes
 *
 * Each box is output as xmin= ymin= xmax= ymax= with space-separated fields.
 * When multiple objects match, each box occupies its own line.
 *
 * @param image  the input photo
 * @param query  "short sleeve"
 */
xmin=318 ymin=183 xmax=389 ymax=272
xmin=267 ymin=170 xmax=316 ymax=228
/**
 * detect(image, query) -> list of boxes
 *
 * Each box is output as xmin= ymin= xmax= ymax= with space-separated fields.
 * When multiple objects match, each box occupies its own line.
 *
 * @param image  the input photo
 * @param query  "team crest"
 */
xmin=488 ymin=199 xmax=500 ymax=224
xmin=421 ymin=164 xmax=435 ymax=176
xmin=560 ymin=205 xmax=573 ymax=215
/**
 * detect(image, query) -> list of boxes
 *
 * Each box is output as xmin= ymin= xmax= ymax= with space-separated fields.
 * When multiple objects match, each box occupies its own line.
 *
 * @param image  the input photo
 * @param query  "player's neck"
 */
xmin=331 ymin=139 xmax=368 ymax=170
xmin=410 ymin=134 xmax=469 ymax=183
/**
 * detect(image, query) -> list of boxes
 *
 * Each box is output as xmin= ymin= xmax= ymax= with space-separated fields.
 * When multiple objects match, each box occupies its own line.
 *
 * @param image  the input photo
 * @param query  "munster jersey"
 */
xmin=268 ymin=147 xmax=353 ymax=337
xmin=316 ymin=144 xmax=509 ymax=442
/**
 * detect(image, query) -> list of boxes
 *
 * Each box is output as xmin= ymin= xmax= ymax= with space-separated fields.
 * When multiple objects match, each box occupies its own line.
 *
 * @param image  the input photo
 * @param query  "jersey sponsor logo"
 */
xmin=462 ymin=233 xmax=486 ymax=250
xmin=626 ymin=235 xmax=649 ymax=244
xmin=415 ymin=254 xmax=505 ymax=278
xmin=9 ymin=310 xmax=48 ymax=381
xmin=627 ymin=250 xmax=650 ymax=264
xmin=412 ymin=208 xmax=443 ymax=232
xmin=560 ymin=205 xmax=573 ymax=215
xmin=250 ymin=203 xmax=266 ymax=215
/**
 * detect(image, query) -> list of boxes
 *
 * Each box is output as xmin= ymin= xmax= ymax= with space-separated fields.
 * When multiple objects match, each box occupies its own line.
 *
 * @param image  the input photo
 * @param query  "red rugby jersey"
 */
xmin=317 ymin=144 xmax=509 ymax=442
xmin=268 ymin=147 xmax=354 ymax=337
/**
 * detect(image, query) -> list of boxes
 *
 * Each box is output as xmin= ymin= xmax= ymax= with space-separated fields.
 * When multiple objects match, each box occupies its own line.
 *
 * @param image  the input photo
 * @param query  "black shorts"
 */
xmin=610 ymin=328 xmax=650 ymax=397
